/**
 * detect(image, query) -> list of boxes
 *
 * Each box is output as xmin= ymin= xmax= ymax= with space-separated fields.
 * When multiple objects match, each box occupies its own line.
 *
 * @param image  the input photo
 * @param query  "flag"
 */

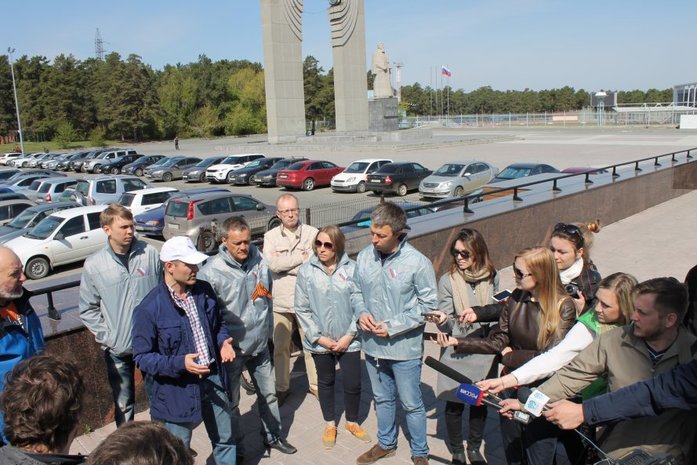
xmin=441 ymin=66 xmax=452 ymax=77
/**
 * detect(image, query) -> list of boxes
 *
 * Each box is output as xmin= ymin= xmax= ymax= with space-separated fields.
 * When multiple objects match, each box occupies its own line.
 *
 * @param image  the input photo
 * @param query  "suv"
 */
xmin=73 ymin=175 xmax=148 ymax=205
xmin=331 ymin=158 xmax=393 ymax=193
xmin=163 ymin=192 xmax=280 ymax=251
xmin=24 ymin=177 xmax=78 ymax=203
xmin=83 ymin=149 xmax=137 ymax=173
xmin=0 ymin=152 xmax=22 ymax=166
xmin=205 ymin=154 xmax=265 ymax=183
xmin=119 ymin=187 xmax=178 ymax=216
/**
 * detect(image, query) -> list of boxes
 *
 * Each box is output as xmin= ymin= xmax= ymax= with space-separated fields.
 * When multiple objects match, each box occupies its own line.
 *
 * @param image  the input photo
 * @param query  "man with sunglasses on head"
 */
xmin=351 ymin=201 xmax=438 ymax=465
xmin=199 ymin=216 xmax=297 ymax=460
xmin=263 ymin=194 xmax=319 ymax=405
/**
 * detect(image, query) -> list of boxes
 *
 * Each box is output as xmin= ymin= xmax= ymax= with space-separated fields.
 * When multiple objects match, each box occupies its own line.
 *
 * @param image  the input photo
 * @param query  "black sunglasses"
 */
xmin=451 ymin=249 xmax=471 ymax=260
xmin=553 ymin=223 xmax=584 ymax=247
xmin=513 ymin=266 xmax=532 ymax=280
xmin=315 ymin=240 xmax=334 ymax=250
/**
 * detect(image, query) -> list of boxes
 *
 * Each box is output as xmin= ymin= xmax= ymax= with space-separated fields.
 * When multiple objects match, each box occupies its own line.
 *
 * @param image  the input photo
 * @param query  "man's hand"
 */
xmin=371 ymin=322 xmax=389 ymax=337
xmin=184 ymin=353 xmax=211 ymax=375
xmin=317 ymin=336 xmax=338 ymax=351
xmin=425 ymin=310 xmax=447 ymax=325
xmin=543 ymin=399 xmax=585 ymax=430
xmin=431 ymin=332 xmax=458 ymax=348
xmin=220 ymin=338 xmax=235 ymax=363
xmin=498 ymin=398 xmax=522 ymax=419
xmin=333 ymin=335 xmax=354 ymax=352
xmin=359 ymin=313 xmax=378 ymax=333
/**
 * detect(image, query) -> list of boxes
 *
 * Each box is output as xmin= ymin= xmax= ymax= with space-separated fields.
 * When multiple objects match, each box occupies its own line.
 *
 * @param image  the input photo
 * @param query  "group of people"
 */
xmin=0 ymin=193 xmax=695 ymax=465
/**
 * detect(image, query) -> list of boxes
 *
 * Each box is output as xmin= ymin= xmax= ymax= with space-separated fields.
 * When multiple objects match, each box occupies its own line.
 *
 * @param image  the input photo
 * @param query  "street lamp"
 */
xmin=7 ymin=47 xmax=25 ymax=154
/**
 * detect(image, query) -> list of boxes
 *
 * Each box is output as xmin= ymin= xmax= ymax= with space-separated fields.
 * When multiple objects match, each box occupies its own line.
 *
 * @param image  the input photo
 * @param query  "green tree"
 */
xmin=53 ymin=121 xmax=78 ymax=148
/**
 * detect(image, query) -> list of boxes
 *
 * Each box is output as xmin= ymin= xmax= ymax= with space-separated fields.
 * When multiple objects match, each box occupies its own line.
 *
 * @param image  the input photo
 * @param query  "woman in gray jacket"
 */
xmin=428 ymin=228 xmax=499 ymax=465
xmin=295 ymin=225 xmax=371 ymax=450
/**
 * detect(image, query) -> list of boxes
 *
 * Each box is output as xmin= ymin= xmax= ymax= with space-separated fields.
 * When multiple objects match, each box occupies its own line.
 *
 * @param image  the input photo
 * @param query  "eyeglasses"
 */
xmin=513 ymin=266 xmax=532 ymax=280
xmin=278 ymin=208 xmax=300 ymax=215
xmin=451 ymin=249 xmax=472 ymax=260
xmin=553 ymin=223 xmax=584 ymax=247
xmin=314 ymin=240 xmax=334 ymax=250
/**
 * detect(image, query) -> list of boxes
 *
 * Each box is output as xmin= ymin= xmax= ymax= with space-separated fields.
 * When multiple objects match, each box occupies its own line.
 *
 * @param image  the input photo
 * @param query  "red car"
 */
xmin=276 ymin=160 xmax=344 ymax=191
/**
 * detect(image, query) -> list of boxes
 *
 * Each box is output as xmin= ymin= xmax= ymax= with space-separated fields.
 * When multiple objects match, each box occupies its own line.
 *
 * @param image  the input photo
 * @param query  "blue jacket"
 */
xmin=0 ymin=290 xmax=45 ymax=443
xmin=350 ymin=235 xmax=438 ymax=360
xmin=295 ymin=253 xmax=360 ymax=354
xmin=132 ymin=280 xmax=229 ymax=424
xmin=198 ymin=244 xmax=272 ymax=356
xmin=583 ymin=357 xmax=697 ymax=425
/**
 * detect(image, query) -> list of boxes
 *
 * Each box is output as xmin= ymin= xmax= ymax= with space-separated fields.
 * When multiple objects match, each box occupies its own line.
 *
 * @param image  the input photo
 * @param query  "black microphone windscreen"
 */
xmin=424 ymin=356 xmax=475 ymax=385
xmin=517 ymin=386 xmax=533 ymax=403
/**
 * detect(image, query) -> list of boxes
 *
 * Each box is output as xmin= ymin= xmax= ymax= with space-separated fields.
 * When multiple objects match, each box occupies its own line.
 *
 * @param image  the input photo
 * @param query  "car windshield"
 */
xmin=159 ymin=158 xmax=182 ymax=167
xmin=245 ymin=159 xmax=265 ymax=168
xmin=149 ymin=158 xmax=169 ymax=167
xmin=6 ymin=209 xmax=37 ymax=229
xmin=123 ymin=179 xmax=147 ymax=192
xmin=195 ymin=158 xmax=221 ymax=167
xmin=25 ymin=215 xmax=63 ymax=240
xmin=434 ymin=164 xmax=466 ymax=177
xmin=221 ymin=156 xmax=241 ymax=164
xmin=39 ymin=183 xmax=52 ymax=193
xmin=28 ymin=180 xmax=42 ymax=191
xmin=270 ymin=160 xmax=293 ymax=169
xmin=76 ymin=181 xmax=89 ymax=196
xmin=119 ymin=193 xmax=136 ymax=206
xmin=376 ymin=165 xmax=398 ymax=174
xmin=287 ymin=162 xmax=306 ymax=171
xmin=344 ymin=162 xmax=369 ymax=174
xmin=497 ymin=167 xmax=532 ymax=180
xmin=166 ymin=200 xmax=190 ymax=218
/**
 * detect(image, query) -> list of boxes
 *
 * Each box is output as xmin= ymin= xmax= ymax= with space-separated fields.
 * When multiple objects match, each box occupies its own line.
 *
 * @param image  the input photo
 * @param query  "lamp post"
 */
xmin=7 ymin=47 xmax=25 ymax=154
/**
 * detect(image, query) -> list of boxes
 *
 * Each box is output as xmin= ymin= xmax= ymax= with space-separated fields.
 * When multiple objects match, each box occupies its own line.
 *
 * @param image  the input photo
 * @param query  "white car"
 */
xmin=205 ymin=154 xmax=265 ymax=183
xmin=10 ymin=153 xmax=43 ymax=168
xmin=119 ymin=186 xmax=178 ymax=216
xmin=0 ymin=152 xmax=22 ymax=166
xmin=5 ymin=204 xmax=107 ymax=279
xmin=331 ymin=158 xmax=393 ymax=193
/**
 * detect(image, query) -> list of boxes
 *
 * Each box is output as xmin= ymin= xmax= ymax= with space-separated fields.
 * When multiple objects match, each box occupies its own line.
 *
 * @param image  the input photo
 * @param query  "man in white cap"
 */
xmin=132 ymin=236 xmax=237 ymax=464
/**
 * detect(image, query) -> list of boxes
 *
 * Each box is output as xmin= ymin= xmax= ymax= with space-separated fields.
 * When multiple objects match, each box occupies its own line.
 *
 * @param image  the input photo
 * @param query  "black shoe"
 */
xmin=264 ymin=437 xmax=297 ymax=454
xmin=466 ymin=447 xmax=486 ymax=464
xmin=277 ymin=390 xmax=289 ymax=406
xmin=451 ymin=452 xmax=466 ymax=465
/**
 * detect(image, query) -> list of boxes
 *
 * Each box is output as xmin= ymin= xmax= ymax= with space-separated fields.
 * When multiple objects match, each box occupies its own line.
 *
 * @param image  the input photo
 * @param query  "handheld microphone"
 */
xmin=424 ymin=356 xmax=474 ymax=385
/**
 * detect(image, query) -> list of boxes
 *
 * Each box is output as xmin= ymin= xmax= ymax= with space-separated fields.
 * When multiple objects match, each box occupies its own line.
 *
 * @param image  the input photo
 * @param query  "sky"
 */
xmin=2 ymin=0 xmax=695 ymax=92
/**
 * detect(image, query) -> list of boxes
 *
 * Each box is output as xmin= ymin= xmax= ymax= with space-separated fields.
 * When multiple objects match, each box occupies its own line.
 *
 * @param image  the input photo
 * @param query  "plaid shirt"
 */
xmin=167 ymin=285 xmax=213 ymax=366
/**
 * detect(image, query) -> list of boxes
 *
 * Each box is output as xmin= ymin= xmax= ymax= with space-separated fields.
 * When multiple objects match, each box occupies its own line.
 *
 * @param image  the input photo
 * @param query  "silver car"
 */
xmin=73 ymin=175 xmax=148 ymax=205
xmin=146 ymin=156 xmax=201 ymax=182
xmin=419 ymin=160 xmax=498 ymax=199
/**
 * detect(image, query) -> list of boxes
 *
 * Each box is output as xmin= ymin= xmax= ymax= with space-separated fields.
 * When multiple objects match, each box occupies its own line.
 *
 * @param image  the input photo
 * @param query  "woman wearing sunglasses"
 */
xmin=549 ymin=221 xmax=601 ymax=315
xmin=427 ymin=229 xmax=499 ymax=465
xmin=294 ymin=225 xmax=371 ymax=450
xmin=435 ymin=246 xmax=576 ymax=465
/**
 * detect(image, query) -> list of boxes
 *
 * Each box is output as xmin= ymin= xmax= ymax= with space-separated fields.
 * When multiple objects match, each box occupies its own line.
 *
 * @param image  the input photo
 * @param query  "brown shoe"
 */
xmin=322 ymin=425 xmax=337 ymax=449
xmin=412 ymin=456 xmax=429 ymax=465
xmin=356 ymin=444 xmax=396 ymax=465
xmin=345 ymin=422 xmax=372 ymax=443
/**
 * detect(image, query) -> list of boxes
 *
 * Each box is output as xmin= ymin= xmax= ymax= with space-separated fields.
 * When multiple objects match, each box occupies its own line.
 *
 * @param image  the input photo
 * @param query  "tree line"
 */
xmin=0 ymin=51 xmax=672 ymax=143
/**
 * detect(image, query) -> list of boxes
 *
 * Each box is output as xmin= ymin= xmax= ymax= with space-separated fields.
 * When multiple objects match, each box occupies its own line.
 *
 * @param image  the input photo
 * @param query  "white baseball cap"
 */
xmin=160 ymin=236 xmax=209 ymax=265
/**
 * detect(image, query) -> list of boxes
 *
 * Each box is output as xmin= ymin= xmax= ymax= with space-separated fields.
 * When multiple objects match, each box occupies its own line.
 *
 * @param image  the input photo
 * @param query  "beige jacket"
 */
xmin=263 ymin=223 xmax=318 ymax=313
xmin=539 ymin=324 xmax=696 ymax=463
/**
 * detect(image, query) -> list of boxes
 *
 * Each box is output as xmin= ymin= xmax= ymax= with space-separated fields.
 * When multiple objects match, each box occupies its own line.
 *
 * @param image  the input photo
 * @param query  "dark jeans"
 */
xmin=499 ymin=388 xmax=524 ymax=465
xmin=444 ymin=401 xmax=488 ymax=453
xmin=104 ymin=350 xmax=135 ymax=427
xmin=524 ymin=414 xmax=584 ymax=465
xmin=312 ymin=351 xmax=362 ymax=423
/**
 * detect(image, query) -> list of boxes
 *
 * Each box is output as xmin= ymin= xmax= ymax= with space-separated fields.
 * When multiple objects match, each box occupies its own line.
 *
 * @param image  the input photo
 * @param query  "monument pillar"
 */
xmin=260 ymin=0 xmax=306 ymax=143
xmin=329 ymin=0 xmax=369 ymax=132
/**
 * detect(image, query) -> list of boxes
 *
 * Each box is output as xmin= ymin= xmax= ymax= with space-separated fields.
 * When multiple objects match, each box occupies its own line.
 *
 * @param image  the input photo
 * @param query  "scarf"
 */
xmin=449 ymin=268 xmax=492 ymax=316
xmin=559 ymin=257 xmax=584 ymax=284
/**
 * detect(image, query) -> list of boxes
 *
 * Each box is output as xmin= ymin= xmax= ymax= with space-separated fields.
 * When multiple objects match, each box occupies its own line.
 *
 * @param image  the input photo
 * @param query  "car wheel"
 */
xmin=110 ymin=167 xmax=119 ymax=174
xmin=162 ymin=172 xmax=173 ymax=182
xmin=197 ymin=230 xmax=217 ymax=253
xmin=92 ymin=165 xmax=101 ymax=173
xmin=25 ymin=257 xmax=50 ymax=280
xmin=198 ymin=172 xmax=206 ymax=183
xmin=302 ymin=178 xmax=315 ymax=191
xmin=267 ymin=217 xmax=282 ymax=231
xmin=453 ymin=186 xmax=464 ymax=197
xmin=397 ymin=183 xmax=408 ymax=196
xmin=356 ymin=181 xmax=366 ymax=193
xmin=227 ymin=171 xmax=235 ymax=183
xmin=135 ymin=168 xmax=144 ymax=176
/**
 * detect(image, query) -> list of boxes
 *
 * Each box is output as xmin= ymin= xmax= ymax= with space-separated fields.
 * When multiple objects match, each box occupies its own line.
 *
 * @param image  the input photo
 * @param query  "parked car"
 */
xmin=488 ymin=163 xmax=559 ymax=183
xmin=0 ymin=193 xmax=29 ymax=201
xmin=5 ymin=205 xmax=108 ymax=279
xmin=0 ymin=199 xmax=37 ymax=226
xmin=0 ymin=201 xmax=80 ymax=244
xmin=162 ymin=191 xmax=280 ymax=251
xmin=26 ymin=153 xmax=52 ymax=168
xmin=38 ymin=153 xmax=65 ymax=169
xmin=122 ymin=155 xmax=167 ymax=176
xmin=419 ymin=160 xmax=498 ymax=199
xmin=83 ymin=149 xmax=137 ymax=173
xmin=119 ymin=187 xmax=178 ymax=216
xmin=0 ymin=153 xmax=22 ymax=166
xmin=182 ymin=156 xmax=228 ymax=183
xmin=24 ymin=177 xmax=78 ymax=203
xmin=49 ymin=152 xmax=85 ymax=171
xmin=330 ymin=158 xmax=393 ymax=193
xmin=2 ymin=174 xmax=53 ymax=191
xmin=133 ymin=187 xmax=229 ymax=237
xmin=70 ymin=150 xmax=109 ymax=172
xmin=11 ymin=153 xmax=44 ymax=168
xmin=205 ymin=154 xmax=266 ymax=183
xmin=98 ymin=154 xmax=143 ymax=174
xmin=229 ymin=157 xmax=283 ymax=185
xmin=0 ymin=169 xmax=20 ymax=181
xmin=73 ymin=175 xmax=148 ymax=205
xmin=276 ymin=160 xmax=344 ymax=191
xmin=341 ymin=202 xmax=451 ymax=233
xmin=145 ymin=156 xmax=201 ymax=182
xmin=250 ymin=157 xmax=308 ymax=187
xmin=0 ymin=170 xmax=62 ymax=186
xmin=367 ymin=162 xmax=433 ymax=196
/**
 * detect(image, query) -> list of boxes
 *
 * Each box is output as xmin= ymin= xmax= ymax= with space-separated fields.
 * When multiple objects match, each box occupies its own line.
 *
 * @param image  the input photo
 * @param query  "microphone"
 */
xmin=424 ymin=356 xmax=474 ymax=385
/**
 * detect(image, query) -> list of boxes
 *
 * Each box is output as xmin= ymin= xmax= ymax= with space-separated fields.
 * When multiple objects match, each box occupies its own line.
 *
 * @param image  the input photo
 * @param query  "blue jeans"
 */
xmin=104 ymin=350 xmax=135 ymax=427
xmin=227 ymin=347 xmax=282 ymax=445
xmin=161 ymin=373 xmax=236 ymax=465
xmin=365 ymin=356 xmax=428 ymax=458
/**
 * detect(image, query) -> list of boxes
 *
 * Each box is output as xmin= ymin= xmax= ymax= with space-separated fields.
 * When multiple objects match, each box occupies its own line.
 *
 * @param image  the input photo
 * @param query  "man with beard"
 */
xmin=0 ymin=245 xmax=45 ymax=444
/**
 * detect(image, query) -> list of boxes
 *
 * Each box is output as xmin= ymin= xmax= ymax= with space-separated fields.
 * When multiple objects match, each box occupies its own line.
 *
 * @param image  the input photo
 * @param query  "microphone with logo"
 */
xmin=423 ymin=356 xmax=531 ymax=424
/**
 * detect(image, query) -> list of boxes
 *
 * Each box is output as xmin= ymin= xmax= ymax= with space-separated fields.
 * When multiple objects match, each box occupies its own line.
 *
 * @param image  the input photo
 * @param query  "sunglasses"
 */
xmin=513 ymin=266 xmax=532 ymax=280
xmin=315 ymin=240 xmax=334 ymax=250
xmin=451 ymin=249 xmax=472 ymax=260
xmin=553 ymin=223 xmax=584 ymax=246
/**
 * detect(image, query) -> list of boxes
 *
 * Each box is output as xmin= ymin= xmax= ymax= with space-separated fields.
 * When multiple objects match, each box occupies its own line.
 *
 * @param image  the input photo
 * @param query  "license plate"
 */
xmin=369 ymin=179 xmax=380 ymax=183
xmin=167 ymin=223 xmax=180 ymax=230
xmin=278 ymin=174 xmax=287 ymax=178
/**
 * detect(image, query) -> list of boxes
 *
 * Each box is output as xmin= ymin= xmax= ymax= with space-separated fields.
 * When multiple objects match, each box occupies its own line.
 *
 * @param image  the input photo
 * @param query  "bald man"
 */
xmin=0 ymin=246 xmax=45 ymax=444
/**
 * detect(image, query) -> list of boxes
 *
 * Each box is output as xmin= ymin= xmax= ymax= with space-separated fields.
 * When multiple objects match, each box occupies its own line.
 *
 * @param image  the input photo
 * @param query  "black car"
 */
xmin=54 ymin=152 xmax=88 ymax=171
xmin=69 ymin=150 xmax=109 ymax=172
xmin=366 ymin=162 xmax=433 ymax=196
xmin=98 ymin=154 xmax=143 ymax=174
xmin=122 ymin=155 xmax=167 ymax=176
xmin=488 ymin=163 xmax=559 ymax=183
xmin=232 ymin=157 xmax=284 ymax=185
xmin=250 ymin=157 xmax=308 ymax=187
